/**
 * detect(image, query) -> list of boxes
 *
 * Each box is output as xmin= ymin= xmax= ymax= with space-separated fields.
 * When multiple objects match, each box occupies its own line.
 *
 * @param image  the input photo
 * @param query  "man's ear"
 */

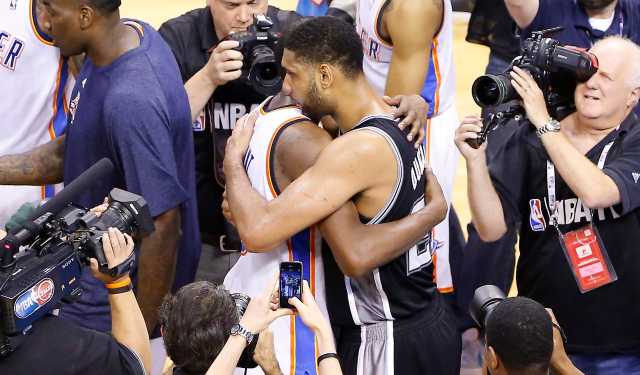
xmin=552 ymin=338 xmax=557 ymax=356
xmin=318 ymin=63 xmax=333 ymax=89
xmin=488 ymin=346 xmax=501 ymax=371
xmin=628 ymin=87 xmax=640 ymax=108
xmin=79 ymin=5 xmax=94 ymax=30
xmin=160 ymin=325 xmax=164 ymax=338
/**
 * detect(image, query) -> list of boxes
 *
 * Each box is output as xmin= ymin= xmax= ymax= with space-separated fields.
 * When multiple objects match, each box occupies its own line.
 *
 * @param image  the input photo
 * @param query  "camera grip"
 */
xmin=466 ymin=138 xmax=481 ymax=149
xmin=465 ymin=120 xmax=486 ymax=149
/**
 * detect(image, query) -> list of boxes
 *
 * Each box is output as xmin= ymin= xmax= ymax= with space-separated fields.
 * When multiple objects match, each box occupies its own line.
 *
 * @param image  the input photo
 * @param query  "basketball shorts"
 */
xmin=337 ymin=293 xmax=462 ymax=375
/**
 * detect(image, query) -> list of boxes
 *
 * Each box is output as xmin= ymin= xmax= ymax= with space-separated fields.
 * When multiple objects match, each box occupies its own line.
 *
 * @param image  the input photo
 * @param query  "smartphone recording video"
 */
xmin=279 ymin=261 xmax=303 ymax=309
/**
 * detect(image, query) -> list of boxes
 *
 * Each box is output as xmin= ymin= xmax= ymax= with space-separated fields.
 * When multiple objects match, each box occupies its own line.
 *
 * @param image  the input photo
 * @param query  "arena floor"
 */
xmin=118 ymin=1 xmax=517 ymax=293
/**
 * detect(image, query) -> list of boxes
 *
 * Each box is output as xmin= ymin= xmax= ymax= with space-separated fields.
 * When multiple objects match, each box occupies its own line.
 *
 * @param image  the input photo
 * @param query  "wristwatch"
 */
xmin=230 ymin=323 xmax=254 ymax=345
xmin=536 ymin=118 xmax=561 ymax=137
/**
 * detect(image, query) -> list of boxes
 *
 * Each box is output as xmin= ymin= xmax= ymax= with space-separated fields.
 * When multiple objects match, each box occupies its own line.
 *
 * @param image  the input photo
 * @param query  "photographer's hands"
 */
xmin=455 ymin=114 xmax=489 ymax=161
xmin=205 ymin=40 xmax=244 ymax=87
xmin=90 ymin=228 xmax=134 ymax=284
xmin=510 ymin=66 xmax=552 ymax=129
xmin=240 ymin=272 xmax=294 ymax=335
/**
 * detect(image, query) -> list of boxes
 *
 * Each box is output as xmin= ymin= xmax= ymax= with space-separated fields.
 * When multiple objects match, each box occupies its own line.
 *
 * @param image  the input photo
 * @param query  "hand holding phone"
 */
xmin=279 ymin=261 xmax=303 ymax=309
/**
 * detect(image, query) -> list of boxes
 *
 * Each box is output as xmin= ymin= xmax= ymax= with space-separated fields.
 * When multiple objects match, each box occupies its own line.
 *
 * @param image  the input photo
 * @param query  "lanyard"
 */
xmin=547 ymin=140 xmax=615 ymax=226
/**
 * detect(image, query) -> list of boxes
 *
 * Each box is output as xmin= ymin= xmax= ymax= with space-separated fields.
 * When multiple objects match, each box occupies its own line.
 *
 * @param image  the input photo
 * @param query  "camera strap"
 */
xmin=547 ymin=140 xmax=618 ymax=292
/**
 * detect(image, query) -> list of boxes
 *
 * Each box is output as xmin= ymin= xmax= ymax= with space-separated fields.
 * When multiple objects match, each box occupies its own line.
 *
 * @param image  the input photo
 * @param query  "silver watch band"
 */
xmin=536 ymin=118 xmax=561 ymax=137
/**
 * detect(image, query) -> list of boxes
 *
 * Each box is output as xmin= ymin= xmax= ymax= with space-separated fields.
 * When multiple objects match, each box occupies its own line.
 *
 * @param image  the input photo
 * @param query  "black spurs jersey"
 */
xmin=323 ymin=115 xmax=439 ymax=327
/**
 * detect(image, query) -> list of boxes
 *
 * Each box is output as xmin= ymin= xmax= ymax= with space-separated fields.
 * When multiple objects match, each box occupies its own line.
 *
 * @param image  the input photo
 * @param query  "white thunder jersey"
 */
xmin=0 ymin=0 xmax=72 ymax=226
xmin=224 ymin=97 xmax=328 ymax=375
xmin=357 ymin=0 xmax=459 ymax=292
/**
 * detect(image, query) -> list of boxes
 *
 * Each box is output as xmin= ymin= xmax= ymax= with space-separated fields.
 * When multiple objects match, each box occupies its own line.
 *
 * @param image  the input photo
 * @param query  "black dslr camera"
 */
xmin=0 ymin=171 xmax=154 ymax=356
xmin=229 ymin=13 xmax=282 ymax=96
xmin=469 ymin=285 xmax=506 ymax=329
xmin=468 ymin=27 xmax=599 ymax=148
xmin=232 ymin=293 xmax=260 ymax=369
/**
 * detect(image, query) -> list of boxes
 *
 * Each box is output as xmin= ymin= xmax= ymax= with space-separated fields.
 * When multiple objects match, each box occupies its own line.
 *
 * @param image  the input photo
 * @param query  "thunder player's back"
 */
xmin=357 ymin=0 xmax=460 ymax=293
xmin=0 ymin=0 xmax=72 ymax=226
xmin=224 ymin=96 xmax=329 ymax=375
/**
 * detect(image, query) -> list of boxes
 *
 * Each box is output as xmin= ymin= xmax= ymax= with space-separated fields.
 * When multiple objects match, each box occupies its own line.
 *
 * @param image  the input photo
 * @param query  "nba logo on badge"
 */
xmin=529 ymin=199 xmax=547 ymax=231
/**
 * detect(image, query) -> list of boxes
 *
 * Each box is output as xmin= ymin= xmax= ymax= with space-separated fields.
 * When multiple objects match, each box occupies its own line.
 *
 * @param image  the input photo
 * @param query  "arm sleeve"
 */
xmin=488 ymin=128 xmax=529 ymax=226
xmin=602 ymin=131 xmax=640 ymax=215
xmin=106 ymin=91 xmax=189 ymax=218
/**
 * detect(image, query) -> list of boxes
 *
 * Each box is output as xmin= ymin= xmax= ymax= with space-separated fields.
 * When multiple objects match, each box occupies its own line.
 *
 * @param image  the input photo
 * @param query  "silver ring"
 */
xmin=525 ymin=86 xmax=531 ymax=91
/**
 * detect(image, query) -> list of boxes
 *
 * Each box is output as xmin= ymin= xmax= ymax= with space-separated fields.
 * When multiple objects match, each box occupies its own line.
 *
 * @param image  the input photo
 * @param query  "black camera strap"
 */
xmin=98 ymin=251 xmax=136 ymax=278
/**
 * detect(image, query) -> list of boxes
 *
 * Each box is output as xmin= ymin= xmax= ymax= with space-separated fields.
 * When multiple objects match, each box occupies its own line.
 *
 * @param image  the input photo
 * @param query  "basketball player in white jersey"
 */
xmin=225 ymin=18 xmax=461 ymax=375
xmin=357 ymin=0 xmax=460 ymax=293
xmin=0 ymin=0 xmax=73 ymax=227
xmin=224 ymin=54 xmax=445 ymax=375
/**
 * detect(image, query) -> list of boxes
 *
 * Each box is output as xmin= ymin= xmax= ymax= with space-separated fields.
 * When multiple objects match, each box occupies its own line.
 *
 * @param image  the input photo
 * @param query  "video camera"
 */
xmin=0 ymin=159 xmax=154 ymax=356
xmin=228 ymin=13 xmax=282 ymax=96
xmin=232 ymin=293 xmax=260 ymax=369
xmin=468 ymin=27 xmax=599 ymax=148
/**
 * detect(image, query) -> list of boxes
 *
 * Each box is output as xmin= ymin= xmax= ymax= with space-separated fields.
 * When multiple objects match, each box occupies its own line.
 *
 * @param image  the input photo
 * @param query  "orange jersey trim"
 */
xmin=266 ymin=116 xmax=308 ymax=197
xmin=374 ymin=0 xmax=393 ymax=47
xmin=30 ymin=0 xmax=53 ymax=46
xmin=48 ymin=58 xmax=64 ymax=140
xmin=431 ymin=40 xmax=442 ymax=116
xmin=123 ymin=21 xmax=145 ymax=36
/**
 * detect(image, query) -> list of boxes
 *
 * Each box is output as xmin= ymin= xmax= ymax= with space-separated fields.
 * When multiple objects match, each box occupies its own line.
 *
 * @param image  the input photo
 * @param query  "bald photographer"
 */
xmin=455 ymin=35 xmax=640 ymax=373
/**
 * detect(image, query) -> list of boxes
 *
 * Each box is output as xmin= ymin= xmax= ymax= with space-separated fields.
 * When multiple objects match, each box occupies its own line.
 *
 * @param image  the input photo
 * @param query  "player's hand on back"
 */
xmin=384 ymin=94 xmax=429 ymax=148
xmin=225 ymin=112 xmax=258 ymax=170
xmin=424 ymin=166 xmax=447 ymax=223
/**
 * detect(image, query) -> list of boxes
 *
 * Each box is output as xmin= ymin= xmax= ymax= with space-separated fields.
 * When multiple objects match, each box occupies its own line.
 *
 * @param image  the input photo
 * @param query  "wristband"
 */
xmin=317 ymin=353 xmax=340 ymax=366
xmin=106 ymin=278 xmax=133 ymax=294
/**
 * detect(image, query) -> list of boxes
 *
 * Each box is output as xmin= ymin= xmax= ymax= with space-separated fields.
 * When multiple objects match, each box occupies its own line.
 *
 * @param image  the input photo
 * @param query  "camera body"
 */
xmin=472 ymin=27 xmax=599 ymax=109
xmin=229 ymin=13 xmax=282 ymax=96
xmin=0 ymin=188 xmax=154 ymax=356
xmin=232 ymin=293 xmax=260 ymax=369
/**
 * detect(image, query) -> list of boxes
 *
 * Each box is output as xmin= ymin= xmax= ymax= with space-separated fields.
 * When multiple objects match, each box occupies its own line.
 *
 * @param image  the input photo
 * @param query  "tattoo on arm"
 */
xmin=0 ymin=136 xmax=66 ymax=186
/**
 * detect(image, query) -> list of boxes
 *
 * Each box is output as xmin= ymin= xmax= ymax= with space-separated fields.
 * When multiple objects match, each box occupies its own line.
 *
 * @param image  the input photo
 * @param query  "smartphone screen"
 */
xmin=279 ymin=261 xmax=303 ymax=309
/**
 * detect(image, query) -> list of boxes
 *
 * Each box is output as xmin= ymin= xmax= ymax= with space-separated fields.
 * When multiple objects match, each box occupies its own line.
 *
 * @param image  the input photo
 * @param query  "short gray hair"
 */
xmin=593 ymin=35 xmax=640 ymax=89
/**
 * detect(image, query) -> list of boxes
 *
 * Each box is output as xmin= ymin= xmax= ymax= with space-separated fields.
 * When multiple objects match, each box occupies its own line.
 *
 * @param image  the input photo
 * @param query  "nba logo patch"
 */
xmin=9 ymin=0 xmax=17 ymax=10
xmin=193 ymin=110 xmax=205 ymax=131
xmin=529 ymin=199 xmax=546 ymax=232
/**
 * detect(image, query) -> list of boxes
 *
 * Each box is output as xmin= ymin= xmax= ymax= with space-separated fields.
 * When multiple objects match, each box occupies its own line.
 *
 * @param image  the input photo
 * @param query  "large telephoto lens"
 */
xmin=250 ymin=46 xmax=282 ymax=96
xmin=472 ymin=73 xmax=516 ymax=108
xmin=99 ymin=202 xmax=137 ymax=236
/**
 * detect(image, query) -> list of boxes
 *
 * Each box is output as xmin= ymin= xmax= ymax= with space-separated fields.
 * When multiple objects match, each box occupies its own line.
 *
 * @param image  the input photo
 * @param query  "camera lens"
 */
xmin=472 ymin=74 xmax=514 ymax=108
xmin=469 ymin=285 xmax=506 ymax=329
xmin=250 ymin=46 xmax=282 ymax=96
xmin=232 ymin=293 xmax=251 ymax=318
xmin=99 ymin=203 xmax=136 ymax=236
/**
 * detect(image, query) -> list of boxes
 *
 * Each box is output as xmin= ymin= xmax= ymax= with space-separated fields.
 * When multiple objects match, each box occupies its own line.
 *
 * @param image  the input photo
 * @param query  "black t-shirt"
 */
xmin=490 ymin=112 xmax=640 ymax=353
xmin=323 ymin=115 xmax=438 ymax=327
xmin=0 ymin=314 xmax=144 ymax=375
xmin=158 ymin=7 xmax=301 ymax=238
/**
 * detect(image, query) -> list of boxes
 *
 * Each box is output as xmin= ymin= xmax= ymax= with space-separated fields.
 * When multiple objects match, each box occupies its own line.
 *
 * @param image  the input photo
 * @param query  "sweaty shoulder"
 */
xmin=275 ymin=120 xmax=332 ymax=183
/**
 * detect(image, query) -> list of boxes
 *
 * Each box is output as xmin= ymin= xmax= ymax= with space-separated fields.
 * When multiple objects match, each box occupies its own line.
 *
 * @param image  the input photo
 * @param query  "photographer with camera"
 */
xmin=456 ymin=35 xmax=640 ymax=373
xmin=157 ymin=1 xmax=302 ymax=287
xmin=0 ymin=224 xmax=151 ymax=375
xmin=159 ymin=274 xmax=340 ymax=375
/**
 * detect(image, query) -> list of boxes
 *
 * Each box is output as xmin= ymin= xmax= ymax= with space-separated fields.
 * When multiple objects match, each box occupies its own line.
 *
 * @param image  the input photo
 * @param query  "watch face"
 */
xmin=231 ymin=324 xmax=239 ymax=334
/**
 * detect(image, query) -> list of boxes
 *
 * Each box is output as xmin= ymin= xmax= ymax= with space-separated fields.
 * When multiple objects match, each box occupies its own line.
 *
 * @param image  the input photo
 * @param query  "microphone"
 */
xmin=28 ymin=158 xmax=114 ymax=221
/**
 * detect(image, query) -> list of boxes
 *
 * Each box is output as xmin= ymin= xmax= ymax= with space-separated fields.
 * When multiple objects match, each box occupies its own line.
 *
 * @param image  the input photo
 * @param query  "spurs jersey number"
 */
xmin=406 ymin=198 xmax=435 ymax=275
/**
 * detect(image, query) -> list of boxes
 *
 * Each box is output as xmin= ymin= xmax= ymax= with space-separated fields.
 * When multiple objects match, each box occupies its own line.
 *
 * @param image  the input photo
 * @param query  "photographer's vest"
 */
xmin=223 ymin=97 xmax=328 ymax=375
xmin=356 ymin=0 xmax=456 ymax=118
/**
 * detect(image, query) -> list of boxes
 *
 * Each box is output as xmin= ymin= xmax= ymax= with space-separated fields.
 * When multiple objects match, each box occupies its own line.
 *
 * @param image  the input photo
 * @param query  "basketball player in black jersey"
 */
xmin=224 ymin=17 xmax=461 ymax=375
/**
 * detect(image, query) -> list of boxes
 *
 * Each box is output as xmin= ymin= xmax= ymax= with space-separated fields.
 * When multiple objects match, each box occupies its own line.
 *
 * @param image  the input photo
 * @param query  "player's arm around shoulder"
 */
xmin=384 ymin=0 xmax=441 ymax=96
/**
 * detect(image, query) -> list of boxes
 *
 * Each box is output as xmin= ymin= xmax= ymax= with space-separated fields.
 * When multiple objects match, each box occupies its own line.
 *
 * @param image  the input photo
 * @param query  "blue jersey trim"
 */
xmin=52 ymin=60 xmax=69 ymax=137
xmin=420 ymin=42 xmax=438 ymax=118
xmin=289 ymin=228 xmax=318 ymax=375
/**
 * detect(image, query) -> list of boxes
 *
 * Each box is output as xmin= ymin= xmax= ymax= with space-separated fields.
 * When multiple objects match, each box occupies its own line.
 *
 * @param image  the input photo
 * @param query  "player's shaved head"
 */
xmin=75 ymin=0 xmax=121 ymax=14
xmin=283 ymin=17 xmax=363 ymax=81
